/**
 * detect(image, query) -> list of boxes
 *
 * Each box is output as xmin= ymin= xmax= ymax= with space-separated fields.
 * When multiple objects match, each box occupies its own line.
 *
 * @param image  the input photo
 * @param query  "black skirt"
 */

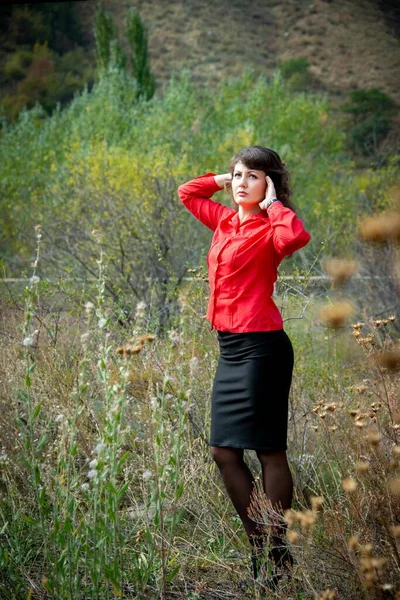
xmin=210 ymin=329 xmax=294 ymax=452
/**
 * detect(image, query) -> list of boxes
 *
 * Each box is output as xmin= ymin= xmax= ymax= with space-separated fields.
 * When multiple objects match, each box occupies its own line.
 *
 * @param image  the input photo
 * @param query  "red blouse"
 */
xmin=178 ymin=173 xmax=311 ymax=333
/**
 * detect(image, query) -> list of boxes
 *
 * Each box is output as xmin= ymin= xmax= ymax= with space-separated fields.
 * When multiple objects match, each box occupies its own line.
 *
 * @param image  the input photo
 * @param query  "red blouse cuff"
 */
xmin=197 ymin=172 xmax=221 ymax=192
xmin=267 ymin=200 xmax=284 ymax=212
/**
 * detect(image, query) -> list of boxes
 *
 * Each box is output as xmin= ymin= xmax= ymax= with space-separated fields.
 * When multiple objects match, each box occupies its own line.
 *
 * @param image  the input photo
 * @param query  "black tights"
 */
xmin=211 ymin=446 xmax=293 ymax=566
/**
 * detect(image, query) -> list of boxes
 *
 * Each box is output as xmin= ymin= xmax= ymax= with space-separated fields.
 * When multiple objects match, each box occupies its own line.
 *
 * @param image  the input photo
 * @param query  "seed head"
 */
xmin=348 ymin=536 xmax=359 ymax=551
xmin=371 ymin=557 xmax=387 ymax=570
xmin=391 ymin=525 xmax=400 ymax=539
xmin=356 ymin=461 xmax=370 ymax=474
xmin=342 ymin=478 xmax=357 ymax=492
xmin=388 ymin=477 xmax=400 ymax=496
xmin=374 ymin=319 xmax=389 ymax=328
xmin=358 ymin=212 xmax=400 ymax=243
xmin=117 ymin=342 xmax=144 ymax=357
xmin=287 ymin=530 xmax=299 ymax=543
xmin=284 ymin=509 xmax=297 ymax=527
xmin=85 ymin=301 xmax=95 ymax=313
xmin=95 ymin=443 xmax=107 ymax=455
xmin=366 ymin=430 xmax=381 ymax=446
xmin=135 ymin=301 xmax=147 ymax=319
xmin=360 ymin=543 xmax=373 ymax=557
xmin=138 ymin=333 xmax=155 ymax=343
xmin=22 ymin=329 xmax=39 ymax=347
xmin=377 ymin=346 xmax=400 ymax=371
xmin=318 ymin=590 xmax=338 ymax=600
xmin=319 ymin=300 xmax=354 ymax=329
xmin=322 ymin=257 xmax=359 ymax=286
xmin=298 ymin=509 xmax=315 ymax=529
xmin=310 ymin=496 xmax=324 ymax=511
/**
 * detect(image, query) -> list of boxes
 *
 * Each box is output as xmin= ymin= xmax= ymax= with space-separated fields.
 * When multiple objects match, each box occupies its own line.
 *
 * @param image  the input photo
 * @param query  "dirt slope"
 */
xmin=84 ymin=0 xmax=399 ymax=110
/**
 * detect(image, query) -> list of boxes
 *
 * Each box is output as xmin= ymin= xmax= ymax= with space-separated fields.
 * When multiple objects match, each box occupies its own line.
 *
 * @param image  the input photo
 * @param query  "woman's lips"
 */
xmin=237 ymin=191 xmax=247 ymax=196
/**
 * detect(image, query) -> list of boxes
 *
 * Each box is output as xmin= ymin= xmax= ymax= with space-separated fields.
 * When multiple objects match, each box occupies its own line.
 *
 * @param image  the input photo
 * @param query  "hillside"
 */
xmin=0 ymin=0 xmax=399 ymax=141
xmin=76 ymin=0 xmax=400 ymax=112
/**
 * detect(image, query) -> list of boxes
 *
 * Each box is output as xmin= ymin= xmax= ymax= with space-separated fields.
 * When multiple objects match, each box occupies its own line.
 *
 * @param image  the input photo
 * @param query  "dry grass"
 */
xmin=1 ymin=202 xmax=400 ymax=598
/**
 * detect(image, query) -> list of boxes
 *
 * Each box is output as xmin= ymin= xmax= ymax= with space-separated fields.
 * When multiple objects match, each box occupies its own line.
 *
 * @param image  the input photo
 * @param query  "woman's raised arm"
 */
xmin=178 ymin=172 xmax=234 ymax=231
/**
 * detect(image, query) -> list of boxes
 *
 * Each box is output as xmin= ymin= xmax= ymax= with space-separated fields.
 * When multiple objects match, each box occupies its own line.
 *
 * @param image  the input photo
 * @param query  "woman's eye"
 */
xmin=234 ymin=173 xmax=241 ymax=178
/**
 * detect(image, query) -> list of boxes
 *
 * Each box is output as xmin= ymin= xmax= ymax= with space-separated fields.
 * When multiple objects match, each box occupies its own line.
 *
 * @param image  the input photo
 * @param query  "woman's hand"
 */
xmin=259 ymin=175 xmax=277 ymax=210
xmin=214 ymin=173 xmax=232 ymax=189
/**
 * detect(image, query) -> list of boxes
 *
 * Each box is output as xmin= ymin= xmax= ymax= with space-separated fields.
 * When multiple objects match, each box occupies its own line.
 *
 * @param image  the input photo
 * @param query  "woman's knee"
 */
xmin=210 ymin=446 xmax=243 ymax=467
xmin=256 ymin=449 xmax=288 ymax=468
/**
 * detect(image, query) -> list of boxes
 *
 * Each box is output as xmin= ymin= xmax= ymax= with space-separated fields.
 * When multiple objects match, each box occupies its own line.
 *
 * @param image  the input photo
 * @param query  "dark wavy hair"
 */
xmin=228 ymin=146 xmax=295 ymax=212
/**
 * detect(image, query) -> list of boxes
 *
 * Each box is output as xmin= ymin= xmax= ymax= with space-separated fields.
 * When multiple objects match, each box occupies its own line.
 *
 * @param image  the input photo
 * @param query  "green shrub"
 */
xmin=278 ymin=57 xmax=312 ymax=90
xmin=342 ymin=88 xmax=399 ymax=156
xmin=279 ymin=57 xmax=310 ymax=80
xmin=1 ymin=43 xmax=95 ymax=122
xmin=3 ymin=50 xmax=33 ymax=81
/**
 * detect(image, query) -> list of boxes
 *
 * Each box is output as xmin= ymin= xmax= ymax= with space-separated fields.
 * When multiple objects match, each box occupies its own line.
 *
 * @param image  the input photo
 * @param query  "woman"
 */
xmin=178 ymin=146 xmax=310 ymax=589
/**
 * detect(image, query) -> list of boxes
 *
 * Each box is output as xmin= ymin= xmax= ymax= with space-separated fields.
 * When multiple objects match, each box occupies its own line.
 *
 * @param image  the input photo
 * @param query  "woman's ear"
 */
xmin=224 ymin=180 xmax=232 ymax=191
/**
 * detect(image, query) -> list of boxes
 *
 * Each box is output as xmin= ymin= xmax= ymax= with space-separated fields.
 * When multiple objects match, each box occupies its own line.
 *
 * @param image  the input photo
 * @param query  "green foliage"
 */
xmin=0 ymin=2 xmax=91 ymax=123
xmin=94 ymin=6 xmax=126 ymax=73
xmin=343 ymin=88 xmax=398 ymax=117
xmin=3 ymin=50 xmax=33 ymax=81
xmin=342 ymin=88 xmax=399 ymax=156
xmin=1 ymin=42 xmax=95 ymax=122
xmin=278 ymin=57 xmax=312 ymax=91
xmin=279 ymin=57 xmax=310 ymax=80
xmin=126 ymin=8 xmax=156 ymax=101
xmin=1 ymin=68 xmax=397 ymax=322
xmin=94 ymin=5 xmax=156 ymax=101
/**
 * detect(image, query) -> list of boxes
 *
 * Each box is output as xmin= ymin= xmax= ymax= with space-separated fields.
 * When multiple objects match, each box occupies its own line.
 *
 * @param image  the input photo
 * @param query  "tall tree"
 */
xmin=126 ymin=7 xmax=156 ymax=101
xmin=94 ymin=6 xmax=126 ymax=72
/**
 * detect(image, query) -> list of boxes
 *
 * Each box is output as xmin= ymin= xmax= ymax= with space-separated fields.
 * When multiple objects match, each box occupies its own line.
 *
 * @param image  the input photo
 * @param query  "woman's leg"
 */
xmin=256 ymin=449 xmax=293 ymax=569
xmin=211 ymin=446 xmax=263 ymax=551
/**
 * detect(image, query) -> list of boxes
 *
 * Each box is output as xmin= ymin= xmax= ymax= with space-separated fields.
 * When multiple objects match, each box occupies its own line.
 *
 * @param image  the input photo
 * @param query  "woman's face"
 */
xmin=231 ymin=161 xmax=267 ymax=206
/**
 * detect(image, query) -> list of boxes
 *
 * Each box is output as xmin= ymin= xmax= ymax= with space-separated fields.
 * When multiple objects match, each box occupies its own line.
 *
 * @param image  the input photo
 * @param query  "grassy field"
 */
xmin=0 ymin=233 xmax=399 ymax=598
